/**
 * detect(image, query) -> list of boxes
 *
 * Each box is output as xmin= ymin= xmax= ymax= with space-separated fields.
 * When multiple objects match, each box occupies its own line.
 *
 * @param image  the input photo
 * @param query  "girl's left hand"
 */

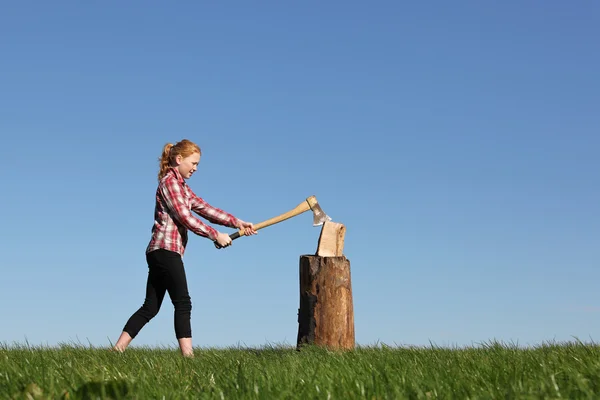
xmin=237 ymin=219 xmax=258 ymax=236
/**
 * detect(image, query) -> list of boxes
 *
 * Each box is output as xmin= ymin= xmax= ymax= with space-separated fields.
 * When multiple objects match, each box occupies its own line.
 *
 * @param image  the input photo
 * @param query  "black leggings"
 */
xmin=123 ymin=249 xmax=192 ymax=339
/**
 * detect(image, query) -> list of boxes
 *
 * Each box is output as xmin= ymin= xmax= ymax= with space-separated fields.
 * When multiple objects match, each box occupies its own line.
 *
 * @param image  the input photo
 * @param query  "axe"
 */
xmin=214 ymin=195 xmax=331 ymax=249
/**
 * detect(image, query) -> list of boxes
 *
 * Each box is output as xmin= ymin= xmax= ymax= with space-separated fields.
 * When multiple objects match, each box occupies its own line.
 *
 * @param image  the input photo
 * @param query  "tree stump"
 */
xmin=296 ymin=255 xmax=355 ymax=350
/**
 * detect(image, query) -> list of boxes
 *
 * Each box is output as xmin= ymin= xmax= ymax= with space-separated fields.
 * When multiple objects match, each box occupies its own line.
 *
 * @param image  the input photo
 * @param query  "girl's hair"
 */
xmin=158 ymin=139 xmax=202 ymax=181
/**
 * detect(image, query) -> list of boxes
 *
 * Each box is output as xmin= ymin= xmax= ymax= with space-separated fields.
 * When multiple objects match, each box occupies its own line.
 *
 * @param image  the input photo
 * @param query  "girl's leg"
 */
xmin=157 ymin=250 xmax=194 ymax=357
xmin=115 ymin=251 xmax=167 ymax=351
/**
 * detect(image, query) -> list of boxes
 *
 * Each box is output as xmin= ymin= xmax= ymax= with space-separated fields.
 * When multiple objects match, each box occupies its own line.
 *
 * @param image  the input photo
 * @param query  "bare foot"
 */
xmin=113 ymin=331 xmax=132 ymax=352
xmin=178 ymin=337 xmax=194 ymax=358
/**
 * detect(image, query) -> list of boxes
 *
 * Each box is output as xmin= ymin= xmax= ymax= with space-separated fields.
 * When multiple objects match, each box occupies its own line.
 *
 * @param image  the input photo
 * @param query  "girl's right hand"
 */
xmin=215 ymin=232 xmax=232 ymax=248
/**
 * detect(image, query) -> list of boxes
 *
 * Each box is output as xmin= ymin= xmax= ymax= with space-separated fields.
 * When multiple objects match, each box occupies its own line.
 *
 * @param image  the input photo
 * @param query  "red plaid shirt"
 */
xmin=146 ymin=167 xmax=239 ymax=256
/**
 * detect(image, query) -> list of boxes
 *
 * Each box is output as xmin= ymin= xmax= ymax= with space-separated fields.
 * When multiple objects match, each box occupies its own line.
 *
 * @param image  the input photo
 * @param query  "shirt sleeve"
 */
xmin=189 ymin=190 xmax=239 ymax=229
xmin=159 ymin=177 xmax=220 ymax=241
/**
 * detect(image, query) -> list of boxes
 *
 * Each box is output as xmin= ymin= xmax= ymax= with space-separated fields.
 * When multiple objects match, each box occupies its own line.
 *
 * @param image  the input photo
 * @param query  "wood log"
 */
xmin=316 ymin=221 xmax=346 ymax=257
xmin=296 ymin=255 xmax=355 ymax=350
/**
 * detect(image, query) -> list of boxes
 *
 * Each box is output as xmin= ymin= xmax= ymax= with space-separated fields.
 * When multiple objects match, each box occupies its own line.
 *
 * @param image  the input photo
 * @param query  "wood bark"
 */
xmin=316 ymin=221 xmax=346 ymax=257
xmin=296 ymin=255 xmax=355 ymax=350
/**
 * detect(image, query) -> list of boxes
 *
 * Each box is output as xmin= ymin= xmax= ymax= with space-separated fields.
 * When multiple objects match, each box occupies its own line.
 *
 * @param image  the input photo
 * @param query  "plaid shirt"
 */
xmin=146 ymin=167 xmax=239 ymax=256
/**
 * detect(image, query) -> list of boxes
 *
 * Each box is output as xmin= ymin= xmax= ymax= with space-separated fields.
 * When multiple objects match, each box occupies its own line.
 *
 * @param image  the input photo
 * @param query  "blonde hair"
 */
xmin=158 ymin=139 xmax=202 ymax=181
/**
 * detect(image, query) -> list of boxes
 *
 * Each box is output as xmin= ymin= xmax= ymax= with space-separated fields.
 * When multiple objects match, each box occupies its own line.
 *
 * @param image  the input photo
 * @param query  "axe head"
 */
xmin=306 ymin=195 xmax=332 ymax=226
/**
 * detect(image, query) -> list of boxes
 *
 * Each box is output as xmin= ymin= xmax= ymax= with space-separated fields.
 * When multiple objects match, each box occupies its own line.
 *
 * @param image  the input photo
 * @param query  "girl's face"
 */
xmin=175 ymin=152 xmax=200 ymax=179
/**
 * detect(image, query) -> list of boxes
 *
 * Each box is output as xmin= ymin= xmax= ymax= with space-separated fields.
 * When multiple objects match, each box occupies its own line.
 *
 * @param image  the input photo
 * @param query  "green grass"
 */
xmin=2 ymin=340 xmax=600 ymax=399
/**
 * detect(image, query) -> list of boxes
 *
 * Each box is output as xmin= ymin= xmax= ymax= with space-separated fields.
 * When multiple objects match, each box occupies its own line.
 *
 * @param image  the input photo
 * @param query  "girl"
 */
xmin=113 ymin=139 xmax=256 ymax=357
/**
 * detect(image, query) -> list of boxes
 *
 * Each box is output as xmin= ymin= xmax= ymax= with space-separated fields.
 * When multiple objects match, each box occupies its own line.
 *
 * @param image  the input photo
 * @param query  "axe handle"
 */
xmin=214 ymin=199 xmax=311 ymax=248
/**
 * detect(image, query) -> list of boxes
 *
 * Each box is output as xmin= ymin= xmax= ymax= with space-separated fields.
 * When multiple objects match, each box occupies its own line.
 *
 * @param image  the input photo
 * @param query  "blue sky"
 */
xmin=1 ymin=1 xmax=598 ymax=349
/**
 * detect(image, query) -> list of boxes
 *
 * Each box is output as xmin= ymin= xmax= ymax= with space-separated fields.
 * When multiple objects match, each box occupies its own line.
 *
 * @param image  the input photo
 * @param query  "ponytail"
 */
xmin=157 ymin=143 xmax=174 ymax=181
xmin=157 ymin=139 xmax=202 ymax=181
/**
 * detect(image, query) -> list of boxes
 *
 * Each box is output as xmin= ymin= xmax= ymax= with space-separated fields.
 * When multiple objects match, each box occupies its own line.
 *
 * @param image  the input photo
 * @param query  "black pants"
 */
xmin=123 ymin=249 xmax=192 ymax=339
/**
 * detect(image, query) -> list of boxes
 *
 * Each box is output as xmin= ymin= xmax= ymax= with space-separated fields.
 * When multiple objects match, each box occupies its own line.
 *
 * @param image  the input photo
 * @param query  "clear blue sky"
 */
xmin=1 ymin=1 xmax=598 ymax=349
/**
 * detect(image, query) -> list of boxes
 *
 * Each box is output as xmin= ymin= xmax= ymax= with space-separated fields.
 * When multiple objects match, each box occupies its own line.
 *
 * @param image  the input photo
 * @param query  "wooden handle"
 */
xmin=237 ymin=198 xmax=311 ymax=238
xmin=214 ymin=197 xmax=314 ymax=249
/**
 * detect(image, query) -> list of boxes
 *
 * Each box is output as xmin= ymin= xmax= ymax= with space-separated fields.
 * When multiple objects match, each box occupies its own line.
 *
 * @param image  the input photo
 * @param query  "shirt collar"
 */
xmin=170 ymin=167 xmax=186 ymax=185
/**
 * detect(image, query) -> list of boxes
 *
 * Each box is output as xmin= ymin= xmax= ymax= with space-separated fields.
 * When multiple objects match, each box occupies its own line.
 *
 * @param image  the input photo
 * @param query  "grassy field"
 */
xmin=2 ymin=340 xmax=600 ymax=399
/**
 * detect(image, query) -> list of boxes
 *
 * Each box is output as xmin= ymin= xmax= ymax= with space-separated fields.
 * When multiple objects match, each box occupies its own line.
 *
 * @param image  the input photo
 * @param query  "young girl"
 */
xmin=112 ymin=139 xmax=257 ymax=357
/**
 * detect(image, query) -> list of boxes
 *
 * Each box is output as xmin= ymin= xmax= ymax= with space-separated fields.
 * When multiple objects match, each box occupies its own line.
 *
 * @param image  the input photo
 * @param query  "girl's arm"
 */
xmin=160 ymin=179 xmax=220 ymax=240
xmin=189 ymin=191 xmax=240 ymax=229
